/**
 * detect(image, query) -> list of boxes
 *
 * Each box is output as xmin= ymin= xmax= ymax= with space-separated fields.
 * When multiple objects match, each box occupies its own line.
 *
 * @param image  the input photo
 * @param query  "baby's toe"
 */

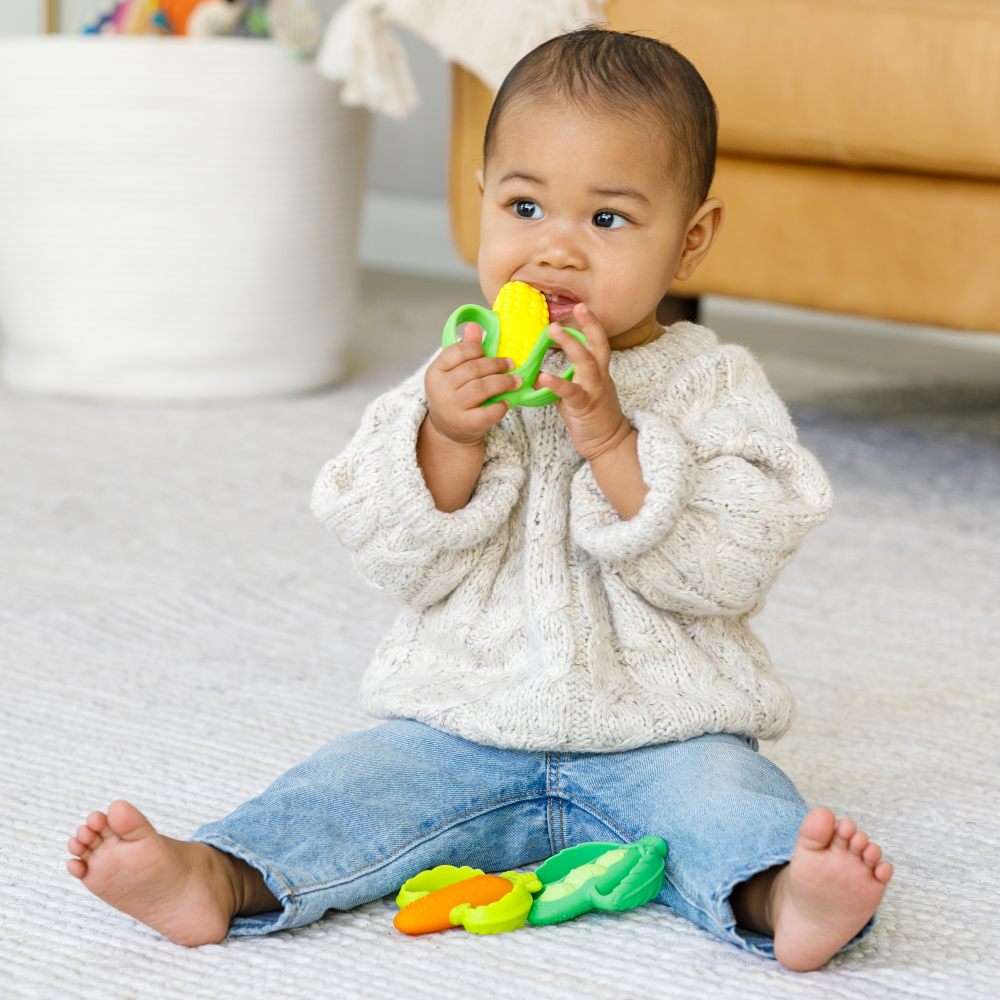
xmin=796 ymin=807 xmax=837 ymax=850
xmin=66 ymin=857 xmax=87 ymax=879
xmin=76 ymin=823 xmax=99 ymax=848
xmin=848 ymin=830 xmax=869 ymax=856
xmin=862 ymin=842 xmax=882 ymax=868
xmin=832 ymin=817 xmax=856 ymax=848
xmin=86 ymin=810 xmax=109 ymax=834
xmin=874 ymin=860 xmax=894 ymax=884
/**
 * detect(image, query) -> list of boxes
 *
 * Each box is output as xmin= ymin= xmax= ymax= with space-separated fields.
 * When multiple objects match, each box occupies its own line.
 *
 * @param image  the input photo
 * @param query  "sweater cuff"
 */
xmin=384 ymin=393 xmax=524 ymax=551
xmin=570 ymin=410 xmax=695 ymax=562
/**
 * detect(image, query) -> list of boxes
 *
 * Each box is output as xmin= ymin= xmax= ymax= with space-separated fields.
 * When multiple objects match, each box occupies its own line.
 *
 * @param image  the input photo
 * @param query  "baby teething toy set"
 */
xmin=392 ymin=835 xmax=668 ymax=936
xmin=441 ymin=280 xmax=587 ymax=409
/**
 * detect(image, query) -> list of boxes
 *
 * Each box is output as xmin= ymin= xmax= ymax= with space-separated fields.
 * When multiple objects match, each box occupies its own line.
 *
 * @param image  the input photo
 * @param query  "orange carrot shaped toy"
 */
xmin=393 ymin=874 xmax=514 ymax=936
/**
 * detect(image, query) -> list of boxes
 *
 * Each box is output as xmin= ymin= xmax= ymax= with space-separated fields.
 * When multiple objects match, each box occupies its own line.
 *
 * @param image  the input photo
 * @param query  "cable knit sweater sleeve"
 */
xmin=311 ymin=364 xmax=525 ymax=608
xmin=570 ymin=341 xmax=832 ymax=617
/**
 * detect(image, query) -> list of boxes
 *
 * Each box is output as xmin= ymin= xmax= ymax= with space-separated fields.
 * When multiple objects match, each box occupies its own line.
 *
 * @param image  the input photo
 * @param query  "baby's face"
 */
xmin=477 ymin=99 xmax=699 ymax=349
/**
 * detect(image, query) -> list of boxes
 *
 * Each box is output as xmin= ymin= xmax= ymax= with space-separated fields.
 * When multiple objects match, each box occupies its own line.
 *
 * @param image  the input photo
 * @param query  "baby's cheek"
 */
xmin=592 ymin=288 xmax=638 ymax=334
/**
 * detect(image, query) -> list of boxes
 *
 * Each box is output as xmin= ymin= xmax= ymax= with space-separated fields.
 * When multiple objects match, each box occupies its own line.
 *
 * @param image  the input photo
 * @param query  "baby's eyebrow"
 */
xmin=498 ymin=171 xmax=546 ymax=186
xmin=591 ymin=186 xmax=650 ymax=206
xmin=495 ymin=173 xmax=649 ymax=206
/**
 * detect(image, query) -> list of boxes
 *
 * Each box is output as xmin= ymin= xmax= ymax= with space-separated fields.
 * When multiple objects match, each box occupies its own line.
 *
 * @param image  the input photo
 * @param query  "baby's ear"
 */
xmin=475 ymin=168 xmax=484 ymax=196
xmin=676 ymin=197 xmax=724 ymax=281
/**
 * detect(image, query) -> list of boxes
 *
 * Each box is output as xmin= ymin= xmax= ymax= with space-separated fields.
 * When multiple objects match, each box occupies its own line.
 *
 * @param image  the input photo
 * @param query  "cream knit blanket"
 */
xmin=311 ymin=324 xmax=834 ymax=752
xmin=317 ymin=0 xmax=608 ymax=116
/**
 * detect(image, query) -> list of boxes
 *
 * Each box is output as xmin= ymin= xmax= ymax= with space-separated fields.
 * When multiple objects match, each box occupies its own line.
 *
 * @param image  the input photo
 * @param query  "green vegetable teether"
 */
xmin=441 ymin=280 xmax=586 ymax=409
xmin=527 ymin=835 xmax=668 ymax=926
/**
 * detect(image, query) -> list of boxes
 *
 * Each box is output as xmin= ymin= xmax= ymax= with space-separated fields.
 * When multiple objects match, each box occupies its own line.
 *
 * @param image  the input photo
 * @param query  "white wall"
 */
xmin=0 ymin=2 xmax=40 ymax=33
xmin=361 ymin=30 xmax=475 ymax=278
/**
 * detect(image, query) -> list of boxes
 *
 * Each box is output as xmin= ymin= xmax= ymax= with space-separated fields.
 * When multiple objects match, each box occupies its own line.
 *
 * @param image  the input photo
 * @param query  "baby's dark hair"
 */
xmin=483 ymin=28 xmax=718 ymax=211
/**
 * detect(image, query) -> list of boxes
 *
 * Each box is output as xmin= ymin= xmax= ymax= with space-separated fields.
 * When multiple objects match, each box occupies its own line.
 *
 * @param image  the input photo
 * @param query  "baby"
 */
xmin=66 ymin=28 xmax=891 ymax=971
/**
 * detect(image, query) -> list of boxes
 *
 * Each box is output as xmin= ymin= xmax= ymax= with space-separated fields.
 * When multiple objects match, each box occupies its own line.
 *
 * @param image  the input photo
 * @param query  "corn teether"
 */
xmin=440 ymin=280 xmax=587 ymax=408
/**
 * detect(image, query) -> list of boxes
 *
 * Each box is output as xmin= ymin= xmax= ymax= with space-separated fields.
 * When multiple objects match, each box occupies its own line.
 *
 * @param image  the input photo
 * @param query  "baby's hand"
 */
xmin=424 ymin=324 xmax=520 ymax=444
xmin=536 ymin=304 xmax=632 ymax=461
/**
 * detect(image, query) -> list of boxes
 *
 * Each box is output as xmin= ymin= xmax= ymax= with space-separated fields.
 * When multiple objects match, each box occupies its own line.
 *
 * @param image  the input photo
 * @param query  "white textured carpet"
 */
xmin=3 ymin=273 xmax=999 ymax=999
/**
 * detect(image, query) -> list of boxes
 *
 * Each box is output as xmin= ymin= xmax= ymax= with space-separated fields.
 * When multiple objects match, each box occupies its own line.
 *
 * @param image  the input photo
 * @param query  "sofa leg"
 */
xmin=657 ymin=294 xmax=700 ymax=326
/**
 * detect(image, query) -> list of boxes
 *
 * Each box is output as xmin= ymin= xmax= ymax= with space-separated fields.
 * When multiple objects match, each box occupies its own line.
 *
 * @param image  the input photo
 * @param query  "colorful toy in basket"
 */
xmin=81 ymin=0 xmax=321 ymax=53
xmin=441 ymin=280 xmax=588 ymax=409
xmin=392 ymin=835 xmax=668 ymax=936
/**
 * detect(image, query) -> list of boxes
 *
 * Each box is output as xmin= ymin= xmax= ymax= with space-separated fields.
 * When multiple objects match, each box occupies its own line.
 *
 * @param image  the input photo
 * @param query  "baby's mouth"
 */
xmin=540 ymin=291 xmax=579 ymax=323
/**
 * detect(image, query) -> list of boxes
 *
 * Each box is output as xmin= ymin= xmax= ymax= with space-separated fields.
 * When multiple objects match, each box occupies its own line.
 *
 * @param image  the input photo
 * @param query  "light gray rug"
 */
xmin=3 ymin=272 xmax=999 ymax=999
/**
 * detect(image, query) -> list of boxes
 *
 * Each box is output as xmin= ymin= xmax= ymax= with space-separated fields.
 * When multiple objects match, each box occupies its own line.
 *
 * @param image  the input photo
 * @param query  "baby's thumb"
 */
xmin=461 ymin=322 xmax=484 ymax=345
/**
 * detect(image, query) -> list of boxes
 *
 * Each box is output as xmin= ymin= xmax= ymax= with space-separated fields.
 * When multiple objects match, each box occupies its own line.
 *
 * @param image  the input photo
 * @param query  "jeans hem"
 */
xmin=709 ymin=851 xmax=797 ymax=958
xmin=190 ymin=832 xmax=302 ymax=938
xmin=702 ymin=853 xmax=878 ymax=960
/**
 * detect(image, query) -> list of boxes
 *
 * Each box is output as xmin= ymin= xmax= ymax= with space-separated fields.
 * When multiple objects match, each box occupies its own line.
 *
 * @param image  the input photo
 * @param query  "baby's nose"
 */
xmin=534 ymin=227 xmax=585 ymax=270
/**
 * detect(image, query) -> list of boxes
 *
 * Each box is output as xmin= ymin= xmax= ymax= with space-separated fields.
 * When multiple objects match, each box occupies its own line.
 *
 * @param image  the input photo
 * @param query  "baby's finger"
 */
xmin=548 ymin=322 xmax=600 ymax=381
xmin=463 ymin=400 xmax=508 ymax=433
xmin=458 ymin=370 xmax=521 ymax=408
xmin=569 ymin=303 xmax=611 ymax=366
xmin=451 ymin=354 xmax=515 ymax=389
xmin=536 ymin=370 xmax=587 ymax=406
xmin=438 ymin=324 xmax=487 ymax=370
xmin=459 ymin=321 xmax=484 ymax=346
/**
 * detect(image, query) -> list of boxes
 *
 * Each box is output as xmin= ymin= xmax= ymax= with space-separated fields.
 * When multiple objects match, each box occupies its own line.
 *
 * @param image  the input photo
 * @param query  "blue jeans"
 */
xmin=192 ymin=720 xmax=870 ymax=958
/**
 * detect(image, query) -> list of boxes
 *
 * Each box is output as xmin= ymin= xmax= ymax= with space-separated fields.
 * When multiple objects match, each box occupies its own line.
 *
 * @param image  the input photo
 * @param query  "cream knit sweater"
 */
xmin=311 ymin=323 xmax=833 ymax=752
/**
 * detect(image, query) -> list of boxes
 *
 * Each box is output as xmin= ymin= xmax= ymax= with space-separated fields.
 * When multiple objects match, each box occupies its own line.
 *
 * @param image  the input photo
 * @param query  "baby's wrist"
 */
xmin=583 ymin=415 xmax=634 ymax=463
xmin=423 ymin=412 xmax=487 ymax=450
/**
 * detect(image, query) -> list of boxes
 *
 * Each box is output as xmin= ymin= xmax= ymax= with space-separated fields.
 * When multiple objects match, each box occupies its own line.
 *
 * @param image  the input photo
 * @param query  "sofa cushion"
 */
xmin=611 ymin=0 xmax=1000 ymax=181
xmin=680 ymin=154 xmax=1000 ymax=331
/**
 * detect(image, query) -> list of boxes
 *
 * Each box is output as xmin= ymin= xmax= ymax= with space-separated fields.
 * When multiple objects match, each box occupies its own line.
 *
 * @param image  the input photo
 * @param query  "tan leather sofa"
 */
xmin=449 ymin=0 xmax=1000 ymax=333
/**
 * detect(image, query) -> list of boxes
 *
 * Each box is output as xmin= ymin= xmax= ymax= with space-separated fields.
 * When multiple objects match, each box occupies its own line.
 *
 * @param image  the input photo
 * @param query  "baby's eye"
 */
xmin=593 ymin=211 xmax=628 ymax=230
xmin=513 ymin=199 xmax=543 ymax=220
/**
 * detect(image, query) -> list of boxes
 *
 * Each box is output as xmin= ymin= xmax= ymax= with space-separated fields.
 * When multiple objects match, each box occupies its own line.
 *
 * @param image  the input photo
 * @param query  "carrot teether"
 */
xmin=393 ymin=873 xmax=515 ymax=935
xmin=441 ymin=280 xmax=587 ymax=409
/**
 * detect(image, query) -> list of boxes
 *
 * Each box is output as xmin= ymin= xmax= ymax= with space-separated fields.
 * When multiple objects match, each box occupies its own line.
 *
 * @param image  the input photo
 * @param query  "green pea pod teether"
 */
xmin=527 ymin=835 xmax=668 ymax=926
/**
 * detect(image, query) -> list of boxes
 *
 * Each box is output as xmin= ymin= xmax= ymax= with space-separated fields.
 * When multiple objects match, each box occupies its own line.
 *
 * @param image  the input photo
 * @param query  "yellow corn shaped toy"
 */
xmin=492 ymin=281 xmax=551 ymax=368
xmin=440 ymin=280 xmax=587 ymax=409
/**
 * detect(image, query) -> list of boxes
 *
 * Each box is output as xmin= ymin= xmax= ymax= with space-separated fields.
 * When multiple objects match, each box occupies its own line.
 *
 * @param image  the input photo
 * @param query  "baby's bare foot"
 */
xmin=66 ymin=800 xmax=238 ymax=946
xmin=772 ymin=807 xmax=892 ymax=972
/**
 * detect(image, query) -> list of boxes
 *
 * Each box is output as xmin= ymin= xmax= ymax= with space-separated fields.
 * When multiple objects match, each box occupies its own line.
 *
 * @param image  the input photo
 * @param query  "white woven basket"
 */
xmin=0 ymin=37 xmax=369 ymax=400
